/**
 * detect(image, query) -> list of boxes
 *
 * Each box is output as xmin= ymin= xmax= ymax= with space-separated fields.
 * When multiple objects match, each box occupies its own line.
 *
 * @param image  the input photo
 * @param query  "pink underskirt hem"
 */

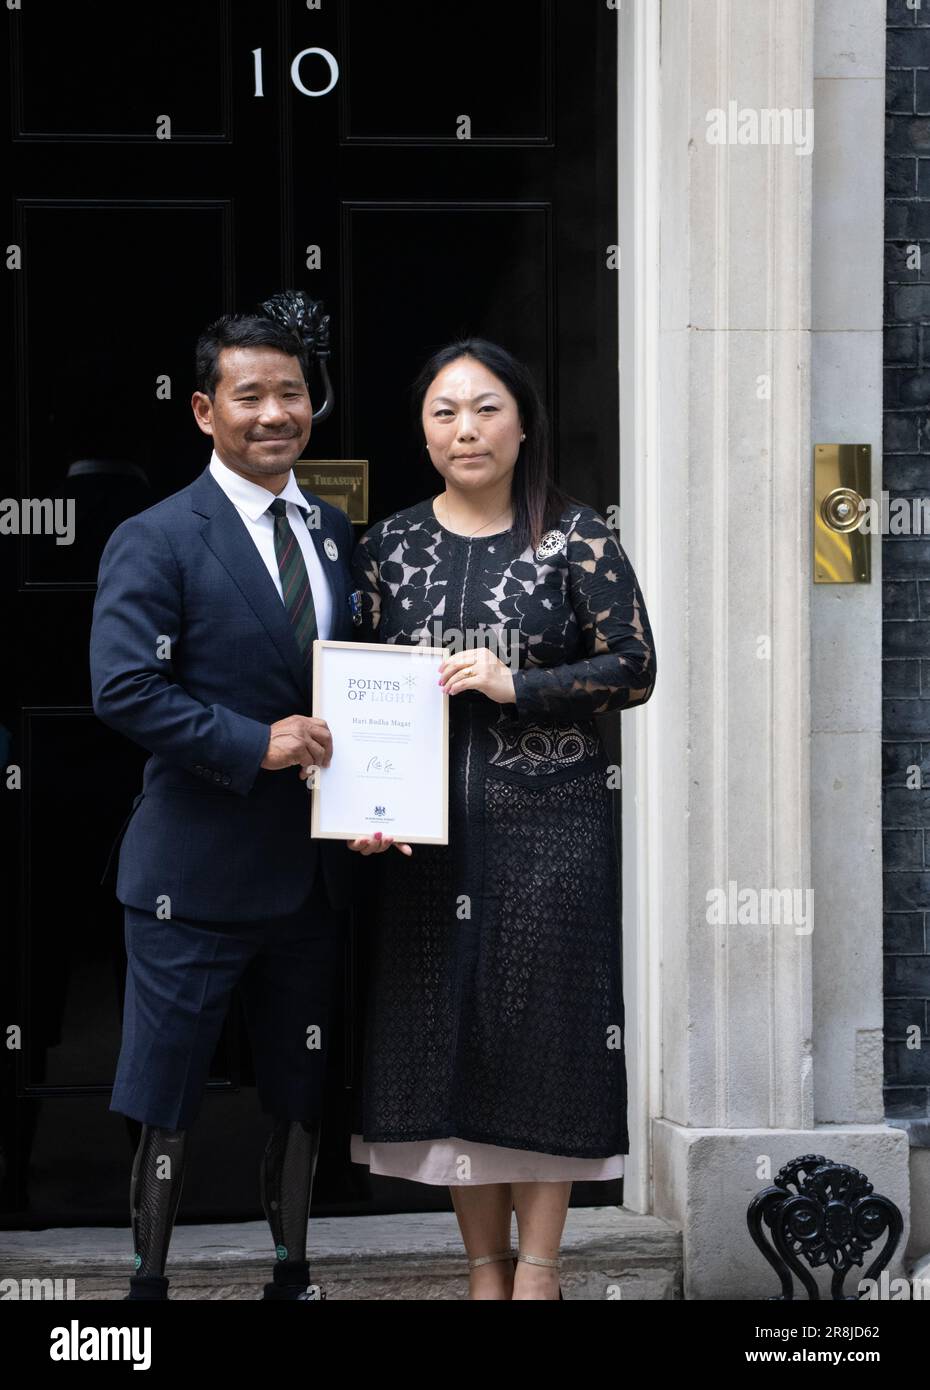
xmin=350 ymin=1133 xmax=625 ymax=1185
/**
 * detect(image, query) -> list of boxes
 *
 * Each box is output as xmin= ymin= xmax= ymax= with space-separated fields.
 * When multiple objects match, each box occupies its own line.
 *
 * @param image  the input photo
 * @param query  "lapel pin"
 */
xmin=323 ymin=537 xmax=339 ymax=561
xmin=349 ymin=590 xmax=363 ymax=626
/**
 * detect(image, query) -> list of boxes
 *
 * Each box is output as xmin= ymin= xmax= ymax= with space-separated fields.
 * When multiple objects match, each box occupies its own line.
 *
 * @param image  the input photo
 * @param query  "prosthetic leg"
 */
xmin=260 ymin=1117 xmax=324 ymax=1300
xmin=125 ymin=1125 xmax=188 ymax=1300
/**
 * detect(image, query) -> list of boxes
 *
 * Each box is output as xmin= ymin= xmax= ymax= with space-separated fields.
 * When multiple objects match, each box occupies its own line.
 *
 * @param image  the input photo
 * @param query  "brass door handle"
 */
xmin=813 ymin=445 xmax=871 ymax=583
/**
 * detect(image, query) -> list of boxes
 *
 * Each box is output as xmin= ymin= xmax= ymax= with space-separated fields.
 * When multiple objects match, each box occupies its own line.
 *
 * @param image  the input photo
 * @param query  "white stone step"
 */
xmin=1 ymin=1207 xmax=682 ymax=1300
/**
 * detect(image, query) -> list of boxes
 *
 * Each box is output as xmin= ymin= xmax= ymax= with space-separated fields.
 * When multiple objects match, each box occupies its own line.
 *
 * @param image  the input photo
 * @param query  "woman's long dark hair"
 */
xmin=411 ymin=338 xmax=574 ymax=553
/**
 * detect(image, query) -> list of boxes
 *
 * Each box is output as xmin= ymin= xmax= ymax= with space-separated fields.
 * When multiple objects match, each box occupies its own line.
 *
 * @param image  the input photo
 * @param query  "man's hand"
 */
xmin=262 ymin=715 xmax=333 ymax=771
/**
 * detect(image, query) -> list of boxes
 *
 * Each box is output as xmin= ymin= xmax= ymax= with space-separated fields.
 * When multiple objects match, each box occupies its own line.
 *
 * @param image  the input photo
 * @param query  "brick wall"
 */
xmin=883 ymin=0 xmax=930 ymax=1118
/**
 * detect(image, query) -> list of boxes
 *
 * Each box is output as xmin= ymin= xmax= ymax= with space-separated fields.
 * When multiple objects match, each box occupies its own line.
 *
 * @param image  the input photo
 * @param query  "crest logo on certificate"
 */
xmin=309 ymin=639 xmax=449 ymax=844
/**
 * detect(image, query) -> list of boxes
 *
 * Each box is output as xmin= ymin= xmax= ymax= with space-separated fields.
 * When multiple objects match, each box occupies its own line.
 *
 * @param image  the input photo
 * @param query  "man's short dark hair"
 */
xmin=195 ymin=313 xmax=309 ymax=398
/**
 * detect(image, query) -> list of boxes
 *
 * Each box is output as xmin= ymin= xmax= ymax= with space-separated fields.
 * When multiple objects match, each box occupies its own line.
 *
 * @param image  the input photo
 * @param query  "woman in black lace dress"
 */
xmin=347 ymin=339 xmax=656 ymax=1299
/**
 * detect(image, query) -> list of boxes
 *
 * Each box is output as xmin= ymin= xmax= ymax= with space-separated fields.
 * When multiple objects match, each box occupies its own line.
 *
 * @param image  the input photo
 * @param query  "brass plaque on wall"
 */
xmin=294 ymin=460 xmax=369 ymax=524
xmin=813 ymin=444 xmax=871 ymax=584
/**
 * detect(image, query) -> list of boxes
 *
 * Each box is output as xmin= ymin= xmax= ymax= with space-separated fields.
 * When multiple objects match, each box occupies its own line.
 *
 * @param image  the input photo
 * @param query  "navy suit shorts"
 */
xmin=110 ymin=885 xmax=347 ymax=1130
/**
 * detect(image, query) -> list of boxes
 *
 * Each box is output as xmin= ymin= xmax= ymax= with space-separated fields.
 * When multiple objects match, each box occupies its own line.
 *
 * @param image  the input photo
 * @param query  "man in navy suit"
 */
xmin=90 ymin=304 xmax=357 ymax=1300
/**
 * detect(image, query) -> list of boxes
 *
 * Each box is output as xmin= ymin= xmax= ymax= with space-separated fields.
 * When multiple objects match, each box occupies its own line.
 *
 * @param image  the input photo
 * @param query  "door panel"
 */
xmin=1 ymin=0 xmax=620 ymax=1226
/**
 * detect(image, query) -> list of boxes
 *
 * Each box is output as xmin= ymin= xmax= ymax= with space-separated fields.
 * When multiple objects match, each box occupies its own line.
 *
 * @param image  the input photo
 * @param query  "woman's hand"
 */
xmin=438 ymin=647 xmax=516 ymax=703
xmin=347 ymin=833 xmax=413 ymax=857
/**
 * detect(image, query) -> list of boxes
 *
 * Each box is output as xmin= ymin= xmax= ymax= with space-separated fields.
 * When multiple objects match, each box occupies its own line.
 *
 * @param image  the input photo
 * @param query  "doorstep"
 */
xmin=1 ymin=1206 xmax=682 ymax=1301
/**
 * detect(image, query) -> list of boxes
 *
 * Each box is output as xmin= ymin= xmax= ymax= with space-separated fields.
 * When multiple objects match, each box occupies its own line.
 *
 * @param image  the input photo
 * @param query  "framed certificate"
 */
xmin=309 ymin=639 xmax=449 ymax=844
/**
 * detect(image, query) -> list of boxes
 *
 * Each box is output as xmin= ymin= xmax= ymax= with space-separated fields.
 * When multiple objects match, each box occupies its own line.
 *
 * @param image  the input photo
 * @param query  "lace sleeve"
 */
xmin=508 ymin=510 xmax=656 ymax=720
xmin=350 ymin=527 xmax=382 ymax=640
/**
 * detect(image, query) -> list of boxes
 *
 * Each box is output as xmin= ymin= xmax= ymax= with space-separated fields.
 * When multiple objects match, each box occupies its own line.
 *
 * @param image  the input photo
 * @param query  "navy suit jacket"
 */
xmin=89 ymin=463 xmax=356 ymax=921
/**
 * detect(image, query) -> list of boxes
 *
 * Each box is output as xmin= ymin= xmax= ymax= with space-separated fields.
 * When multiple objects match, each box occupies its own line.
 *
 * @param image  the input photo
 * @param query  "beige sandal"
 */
xmin=467 ymin=1249 xmax=515 ymax=1269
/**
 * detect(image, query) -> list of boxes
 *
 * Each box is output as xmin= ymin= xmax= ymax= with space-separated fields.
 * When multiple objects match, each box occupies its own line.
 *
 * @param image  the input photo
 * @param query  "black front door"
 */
xmin=1 ymin=0 xmax=621 ymax=1227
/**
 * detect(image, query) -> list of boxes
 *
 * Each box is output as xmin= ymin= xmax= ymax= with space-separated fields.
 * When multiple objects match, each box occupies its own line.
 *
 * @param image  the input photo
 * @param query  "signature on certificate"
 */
xmin=366 ymin=755 xmax=395 ymax=775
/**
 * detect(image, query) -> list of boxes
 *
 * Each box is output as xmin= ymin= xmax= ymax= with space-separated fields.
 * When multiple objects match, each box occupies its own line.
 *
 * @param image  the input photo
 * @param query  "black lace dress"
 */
xmin=347 ymin=496 xmax=656 ymax=1180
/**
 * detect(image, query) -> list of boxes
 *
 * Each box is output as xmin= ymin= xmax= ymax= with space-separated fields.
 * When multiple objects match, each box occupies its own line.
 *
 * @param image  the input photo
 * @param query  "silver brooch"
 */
xmin=535 ymin=529 xmax=567 ymax=562
xmin=323 ymin=537 xmax=339 ymax=561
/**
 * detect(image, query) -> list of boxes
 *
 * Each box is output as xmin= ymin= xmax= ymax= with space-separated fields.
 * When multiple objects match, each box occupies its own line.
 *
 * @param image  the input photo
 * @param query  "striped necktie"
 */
xmin=267 ymin=497 xmax=317 ymax=667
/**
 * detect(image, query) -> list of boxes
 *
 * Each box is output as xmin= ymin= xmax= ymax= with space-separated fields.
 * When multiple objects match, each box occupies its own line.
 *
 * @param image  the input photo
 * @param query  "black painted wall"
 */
xmin=883 ymin=0 xmax=930 ymax=1119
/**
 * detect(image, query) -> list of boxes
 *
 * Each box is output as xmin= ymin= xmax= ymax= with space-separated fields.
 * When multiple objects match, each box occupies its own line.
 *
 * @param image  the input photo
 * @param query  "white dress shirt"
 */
xmin=208 ymin=449 xmax=332 ymax=641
